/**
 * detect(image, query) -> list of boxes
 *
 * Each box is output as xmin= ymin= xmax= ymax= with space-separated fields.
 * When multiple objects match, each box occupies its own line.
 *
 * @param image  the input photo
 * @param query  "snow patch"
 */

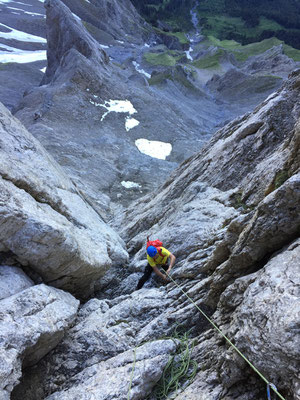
xmin=0 ymin=44 xmax=46 ymax=63
xmin=132 ymin=61 xmax=151 ymax=79
xmin=72 ymin=12 xmax=81 ymax=21
xmin=7 ymin=7 xmax=45 ymax=17
xmin=99 ymin=100 xmax=137 ymax=121
xmin=0 ymin=23 xmax=46 ymax=43
xmin=125 ymin=117 xmax=139 ymax=131
xmin=121 ymin=181 xmax=141 ymax=189
xmin=135 ymin=139 xmax=172 ymax=160
xmin=100 ymin=44 xmax=109 ymax=49
xmin=40 ymin=66 xmax=46 ymax=73
xmin=185 ymin=46 xmax=193 ymax=61
xmin=90 ymin=99 xmax=140 ymax=131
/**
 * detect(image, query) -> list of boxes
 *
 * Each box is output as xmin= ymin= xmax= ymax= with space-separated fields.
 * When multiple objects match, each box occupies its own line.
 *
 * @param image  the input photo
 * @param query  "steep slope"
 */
xmin=12 ymin=70 xmax=300 ymax=400
xmin=0 ymin=101 xmax=128 ymax=298
xmin=0 ymin=0 xmax=47 ymax=110
xmin=13 ymin=0 xmax=297 ymax=214
xmin=12 ymin=0 xmax=221 ymax=211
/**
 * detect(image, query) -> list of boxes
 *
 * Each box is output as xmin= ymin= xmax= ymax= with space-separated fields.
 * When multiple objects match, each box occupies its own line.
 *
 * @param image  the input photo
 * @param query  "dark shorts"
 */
xmin=136 ymin=263 xmax=168 ymax=290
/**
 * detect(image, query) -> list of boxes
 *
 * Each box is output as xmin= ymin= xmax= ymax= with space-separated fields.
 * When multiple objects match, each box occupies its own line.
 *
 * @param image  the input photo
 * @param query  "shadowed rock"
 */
xmin=0 ymin=284 xmax=79 ymax=399
xmin=0 ymin=102 xmax=128 ymax=298
xmin=0 ymin=266 xmax=34 ymax=300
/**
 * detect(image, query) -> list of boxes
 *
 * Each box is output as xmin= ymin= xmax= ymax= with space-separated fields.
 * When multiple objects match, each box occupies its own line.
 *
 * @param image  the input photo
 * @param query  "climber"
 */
xmin=136 ymin=243 xmax=176 ymax=290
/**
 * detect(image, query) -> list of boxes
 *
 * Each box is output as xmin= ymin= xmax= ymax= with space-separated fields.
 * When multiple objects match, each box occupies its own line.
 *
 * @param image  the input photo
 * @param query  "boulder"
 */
xmin=0 ymin=102 xmax=128 ymax=298
xmin=0 ymin=266 xmax=33 ymax=300
xmin=219 ymin=238 xmax=300 ymax=398
xmin=0 ymin=284 xmax=79 ymax=399
xmin=45 ymin=340 xmax=177 ymax=400
xmin=12 ymin=288 xmax=174 ymax=398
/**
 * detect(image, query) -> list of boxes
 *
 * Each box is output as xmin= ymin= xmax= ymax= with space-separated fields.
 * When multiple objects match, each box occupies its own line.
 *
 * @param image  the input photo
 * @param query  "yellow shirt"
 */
xmin=147 ymin=247 xmax=171 ymax=267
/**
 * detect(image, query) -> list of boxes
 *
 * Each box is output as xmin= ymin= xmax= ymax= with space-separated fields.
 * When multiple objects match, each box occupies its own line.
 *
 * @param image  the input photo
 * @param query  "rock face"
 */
xmin=13 ymin=289 xmax=175 ymax=399
xmin=0 ymin=102 xmax=128 ymax=298
xmin=114 ymin=70 xmax=299 ymax=399
xmin=11 ymin=71 xmax=300 ymax=400
xmin=0 ymin=266 xmax=34 ymax=300
xmin=45 ymin=340 xmax=177 ymax=400
xmin=1 ymin=1 xmax=299 ymax=399
xmin=0 ymin=284 xmax=79 ymax=399
xmin=14 ymin=0 xmax=287 ymax=211
xmin=0 ymin=0 xmax=47 ymax=111
xmin=60 ymin=0 xmax=148 ymax=43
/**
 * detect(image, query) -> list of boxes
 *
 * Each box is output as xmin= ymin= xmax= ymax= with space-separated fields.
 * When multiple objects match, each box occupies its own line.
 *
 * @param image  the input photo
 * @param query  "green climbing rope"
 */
xmin=153 ymin=328 xmax=198 ymax=399
xmin=165 ymin=272 xmax=286 ymax=400
xmin=127 ymin=347 xmax=137 ymax=400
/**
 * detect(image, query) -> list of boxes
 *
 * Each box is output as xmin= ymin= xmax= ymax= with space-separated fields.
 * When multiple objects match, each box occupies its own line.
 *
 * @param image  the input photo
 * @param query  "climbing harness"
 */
xmin=164 ymin=272 xmax=286 ymax=400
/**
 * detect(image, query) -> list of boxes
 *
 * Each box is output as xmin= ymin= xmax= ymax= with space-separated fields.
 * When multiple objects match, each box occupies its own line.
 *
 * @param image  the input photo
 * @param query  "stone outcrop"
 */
xmin=0 ymin=266 xmax=33 ymax=300
xmin=45 ymin=340 xmax=177 ymax=400
xmin=0 ymin=102 xmax=128 ymax=298
xmin=14 ymin=0 xmax=277 ymax=211
xmin=60 ymin=0 xmax=149 ymax=44
xmin=0 ymin=1 xmax=299 ymax=399
xmin=11 ymin=71 xmax=300 ymax=400
xmin=13 ymin=288 xmax=175 ymax=398
xmin=0 ymin=284 xmax=79 ymax=399
xmin=41 ymin=0 xmax=109 ymax=85
xmin=113 ymin=70 xmax=300 ymax=399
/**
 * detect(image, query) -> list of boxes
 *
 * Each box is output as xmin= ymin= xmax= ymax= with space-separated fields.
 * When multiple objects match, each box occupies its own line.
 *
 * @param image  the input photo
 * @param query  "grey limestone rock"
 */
xmin=225 ymin=239 xmax=300 ymax=398
xmin=14 ymin=288 xmax=175 ymax=398
xmin=45 ymin=340 xmax=177 ymax=400
xmin=0 ymin=266 xmax=33 ymax=300
xmin=115 ymin=70 xmax=300 ymax=399
xmin=0 ymin=284 xmax=79 ymax=399
xmin=60 ymin=0 xmax=149 ymax=44
xmin=0 ymin=102 xmax=128 ymax=298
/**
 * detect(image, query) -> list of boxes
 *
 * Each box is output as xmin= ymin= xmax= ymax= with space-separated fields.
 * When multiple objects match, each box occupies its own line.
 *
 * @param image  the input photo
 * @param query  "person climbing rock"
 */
xmin=137 ymin=239 xmax=176 ymax=290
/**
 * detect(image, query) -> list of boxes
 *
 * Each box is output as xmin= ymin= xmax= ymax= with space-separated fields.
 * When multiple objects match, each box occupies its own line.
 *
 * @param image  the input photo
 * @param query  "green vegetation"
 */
xmin=232 ymin=191 xmax=254 ymax=211
xmin=130 ymin=0 xmax=194 ymax=31
xmin=144 ymin=51 xmax=183 ymax=66
xmin=130 ymin=0 xmax=300 ymax=49
xmin=201 ymin=36 xmax=300 ymax=63
xmin=151 ymin=328 xmax=197 ymax=399
xmin=196 ymin=0 xmax=300 ymax=49
xmin=153 ymin=27 xmax=189 ymax=45
xmin=265 ymin=169 xmax=289 ymax=196
xmin=148 ymin=68 xmax=195 ymax=89
xmin=283 ymin=45 xmax=300 ymax=62
xmin=274 ymin=170 xmax=289 ymax=189
xmin=192 ymin=49 xmax=224 ymax=69
xmin=172 ymin=32 xmax=189 ymax=45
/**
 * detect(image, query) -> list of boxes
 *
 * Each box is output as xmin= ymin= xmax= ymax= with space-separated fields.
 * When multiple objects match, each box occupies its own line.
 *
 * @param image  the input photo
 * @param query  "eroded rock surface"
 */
xmin=0 ymin=284 xmax=79 ymax=399
xmin=13 ymin=288 xmax=175 ymax=399
xmin=46 ymin=340 xmax=177 ymax=400
xmin=14 ymin=0 xmax=286 ymax=211
xmin=7 ymin=70 xmax=300 ymax=400
xmin=0 ymin=266 xmax=33 ymax=300
xmin=0 ymin=102 xmax=128 ymax=298
xmin=112 ymin=70 xmax=300 ymax=399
